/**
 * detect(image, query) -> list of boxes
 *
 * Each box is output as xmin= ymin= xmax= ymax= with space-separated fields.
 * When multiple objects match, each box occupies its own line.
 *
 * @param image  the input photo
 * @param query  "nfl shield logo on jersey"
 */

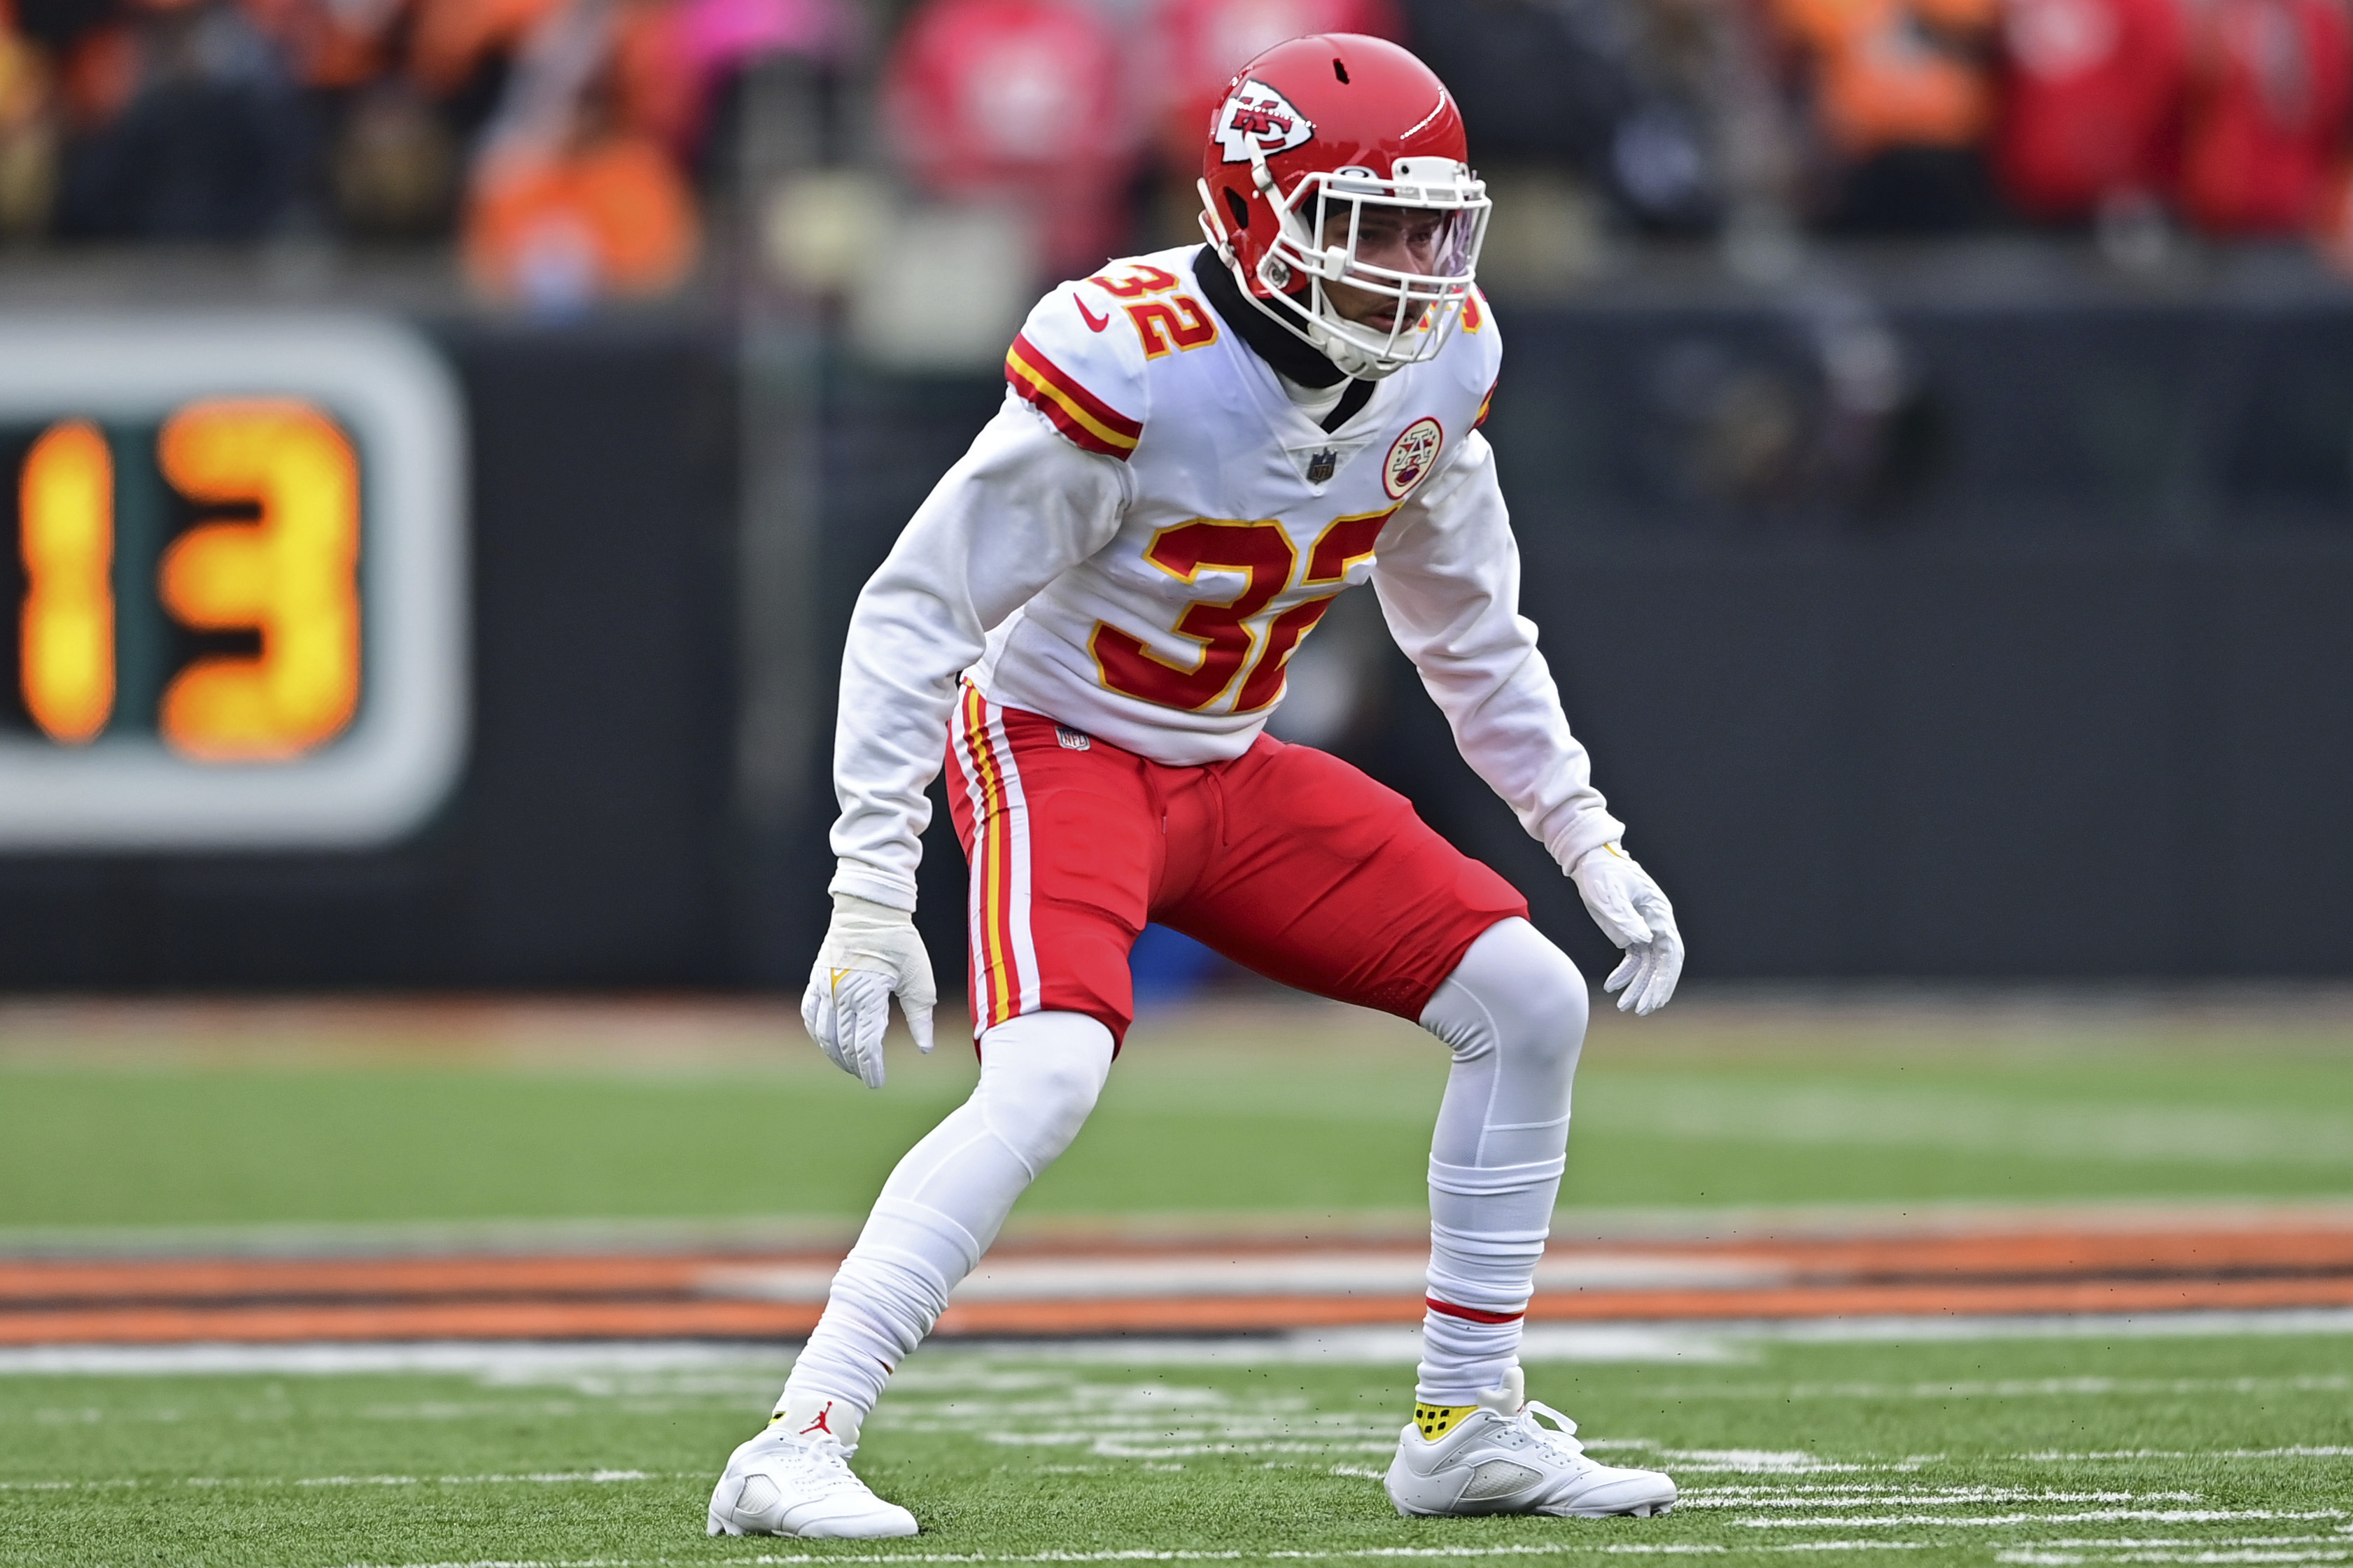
xmin=1055 ymin=726 xmax=1092 ymax=751
xmin=1384 ymin=418 xmax=1444 ymax=499
xmin=1306 ymin=448 xmax=1339 ymax=485
xmin=1216 ymin=78 xmax=1315 ymax=164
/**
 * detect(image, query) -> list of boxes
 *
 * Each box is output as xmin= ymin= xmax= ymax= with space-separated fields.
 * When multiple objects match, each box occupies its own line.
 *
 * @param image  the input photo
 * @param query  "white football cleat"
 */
xmin=1384 ymin=1367 xmax=1676 ymax=1519
xmin=705 ymin=1420 xmax=918 ymax=1539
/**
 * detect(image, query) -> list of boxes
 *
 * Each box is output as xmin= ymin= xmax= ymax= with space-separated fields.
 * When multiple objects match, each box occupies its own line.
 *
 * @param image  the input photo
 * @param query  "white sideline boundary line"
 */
xmin=5 ymin=1308 xmax=2352 ymax=1376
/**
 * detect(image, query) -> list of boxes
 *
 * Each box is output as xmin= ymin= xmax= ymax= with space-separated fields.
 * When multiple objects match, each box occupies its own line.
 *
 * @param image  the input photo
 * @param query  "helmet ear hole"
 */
xmin=1223 ymin=187 xmax=1251 ymax=232
xmin=1333 ymin=57 xmax=1349 ymax=84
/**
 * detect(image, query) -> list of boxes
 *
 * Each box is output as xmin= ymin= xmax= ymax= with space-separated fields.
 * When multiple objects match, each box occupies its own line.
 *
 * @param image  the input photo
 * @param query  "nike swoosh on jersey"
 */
xmin=1075 ymin=296 xmax=1111 ymax=332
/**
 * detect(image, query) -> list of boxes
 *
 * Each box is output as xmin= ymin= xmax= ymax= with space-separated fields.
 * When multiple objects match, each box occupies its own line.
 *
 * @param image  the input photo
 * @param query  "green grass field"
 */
xmin=1 ymin=993 xmax=2350 ymax=1567
xmin=2 ymin=1330 xmax=2348 ymax=1567
xmin=2 ymin=995 xmax=2351 ymax=1236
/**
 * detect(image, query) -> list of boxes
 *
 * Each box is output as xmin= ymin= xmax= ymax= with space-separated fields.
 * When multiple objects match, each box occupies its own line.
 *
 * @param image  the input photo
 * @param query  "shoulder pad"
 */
xmin=1004 ymin=274 xmax=1152 ymax=461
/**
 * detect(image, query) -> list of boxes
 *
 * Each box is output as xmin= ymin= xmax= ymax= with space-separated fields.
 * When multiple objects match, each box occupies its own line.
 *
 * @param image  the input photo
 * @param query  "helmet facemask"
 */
xmin=1200 ymin=153 xmax=1490 ymax=380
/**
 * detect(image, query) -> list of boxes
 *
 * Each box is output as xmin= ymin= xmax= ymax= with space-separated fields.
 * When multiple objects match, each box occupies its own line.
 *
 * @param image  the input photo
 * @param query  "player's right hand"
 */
xmin=1568 ymin=842 xmax=1684 ymax=1016
xmin=801 ymin=893 xmax=936 ymax=1088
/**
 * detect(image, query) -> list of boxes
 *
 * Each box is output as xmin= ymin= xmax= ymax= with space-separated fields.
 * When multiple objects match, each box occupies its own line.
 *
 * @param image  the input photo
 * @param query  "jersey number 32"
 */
xmin=1091 ymin=509 xmax=1393 ymax=714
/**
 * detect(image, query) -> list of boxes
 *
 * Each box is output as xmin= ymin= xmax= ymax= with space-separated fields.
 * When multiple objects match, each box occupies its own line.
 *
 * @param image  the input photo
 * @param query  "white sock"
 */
xmin=775 ymin=1389 xmax=863 ymax=1448
xmin=779 ymin=1010 xmax=1113 ymax=1422
xmin=1413 ymin=918 xmax=1587 ymax=1405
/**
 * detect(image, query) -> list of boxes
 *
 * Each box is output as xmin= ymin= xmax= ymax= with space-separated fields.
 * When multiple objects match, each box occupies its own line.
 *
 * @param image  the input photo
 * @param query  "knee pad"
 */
xmin=1424 ymin=917 xmax=1588 ymax=1079
xmin=1423 ymin=919 xmax=1587 ymax=1172
xmin=975 ymin=1010 xmax=1114 ymax=1174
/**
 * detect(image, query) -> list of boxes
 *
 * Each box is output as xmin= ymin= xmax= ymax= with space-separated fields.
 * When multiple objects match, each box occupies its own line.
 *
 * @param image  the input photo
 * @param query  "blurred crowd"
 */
xmin=0 ymin=0 xmax=852 ymax=302
xmin=1 ymin=0 xmax=2350 ymax=305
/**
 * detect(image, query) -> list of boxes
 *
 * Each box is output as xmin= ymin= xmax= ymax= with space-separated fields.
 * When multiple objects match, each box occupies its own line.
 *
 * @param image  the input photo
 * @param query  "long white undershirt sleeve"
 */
xmin=1370 ymin=428 xmax=1626 ymax=873
xmin=827 ymin=396 xmax=1130 ymax=912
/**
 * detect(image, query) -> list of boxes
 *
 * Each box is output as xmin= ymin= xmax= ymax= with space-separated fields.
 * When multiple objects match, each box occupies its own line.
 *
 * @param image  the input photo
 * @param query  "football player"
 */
xmin=707 ymin=33 xmax=1687 ymax=1539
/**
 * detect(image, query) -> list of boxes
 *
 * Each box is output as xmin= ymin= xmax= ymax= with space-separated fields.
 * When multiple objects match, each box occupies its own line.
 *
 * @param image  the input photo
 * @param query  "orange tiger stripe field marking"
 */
xmin=6 ymin=1224 xmax=2349 ymax=1307
xmin=0 ymin=1300 xmax=828 ymax=1345
xmin=934 ymin=1275 xmax=2353 ymax=1336
xmin=2 ymin=1276 xmax=2351 ymax=1346
xmin=5 ymin=1218 xmax=2352 ymax=1343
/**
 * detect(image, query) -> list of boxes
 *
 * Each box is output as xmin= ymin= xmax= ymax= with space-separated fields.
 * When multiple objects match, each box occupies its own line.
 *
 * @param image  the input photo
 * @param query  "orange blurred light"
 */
xmin=20 ymin=421 xmax=116 ymax=745
xmin=157 ymin=400 xmax=360 ymax=762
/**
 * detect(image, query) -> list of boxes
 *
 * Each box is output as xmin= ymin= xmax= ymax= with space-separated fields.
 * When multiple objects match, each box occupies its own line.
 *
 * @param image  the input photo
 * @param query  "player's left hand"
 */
xmin=801 ymin=893 xmax=937 ymax=1087
xmin=1569 ymin=842 xmax=1683 ymax=1016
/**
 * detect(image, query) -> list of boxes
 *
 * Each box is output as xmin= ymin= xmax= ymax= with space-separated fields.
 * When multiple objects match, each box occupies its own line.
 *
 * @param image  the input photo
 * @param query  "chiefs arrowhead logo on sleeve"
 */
xmin=1215 ymin=78 xmax=1315 ymax=164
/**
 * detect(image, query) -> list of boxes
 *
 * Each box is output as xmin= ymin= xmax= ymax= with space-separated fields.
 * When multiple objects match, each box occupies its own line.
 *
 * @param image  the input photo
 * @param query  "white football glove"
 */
xmin=801 ymin=892 xmax=936 ymax=1087
xmin=1569 ymin=842 xmax=1684 ymax=1016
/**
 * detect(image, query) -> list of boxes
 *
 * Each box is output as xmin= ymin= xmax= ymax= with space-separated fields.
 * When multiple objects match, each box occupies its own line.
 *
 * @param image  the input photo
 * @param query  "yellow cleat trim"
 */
xmin=1413 ymin=1402 xmax=1478 ymax=1441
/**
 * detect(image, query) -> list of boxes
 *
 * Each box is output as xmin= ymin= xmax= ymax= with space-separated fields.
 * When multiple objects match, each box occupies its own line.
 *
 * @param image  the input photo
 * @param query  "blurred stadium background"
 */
xmin=0 ymin=1 xmax=2349 ymax=1565
xmin=2 ymin=0 xmax=2353 ymax=990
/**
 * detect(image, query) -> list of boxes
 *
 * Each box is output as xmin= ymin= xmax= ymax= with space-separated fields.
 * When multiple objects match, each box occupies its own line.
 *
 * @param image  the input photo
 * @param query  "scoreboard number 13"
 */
xmin=20 ymin=402 xmax=360 ymax=758
xmin=0 ymin=316 xmax=465 ymax=851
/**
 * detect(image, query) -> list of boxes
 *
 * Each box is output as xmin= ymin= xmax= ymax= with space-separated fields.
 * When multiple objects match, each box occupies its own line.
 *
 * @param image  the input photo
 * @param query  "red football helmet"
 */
xmin=1197 ymin=34 xmax=1489 ymax=379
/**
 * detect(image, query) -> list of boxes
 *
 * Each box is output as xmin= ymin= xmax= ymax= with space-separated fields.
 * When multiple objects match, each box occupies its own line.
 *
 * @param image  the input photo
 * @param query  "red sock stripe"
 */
xmin=1424 ymin=1297 xmax=1524 ymax=1326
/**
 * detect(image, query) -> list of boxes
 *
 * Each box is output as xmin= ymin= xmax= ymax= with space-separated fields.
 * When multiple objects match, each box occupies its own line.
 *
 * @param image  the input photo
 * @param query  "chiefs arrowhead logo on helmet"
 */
xmin=1214 ymin=78 xmax=1315 ymax=164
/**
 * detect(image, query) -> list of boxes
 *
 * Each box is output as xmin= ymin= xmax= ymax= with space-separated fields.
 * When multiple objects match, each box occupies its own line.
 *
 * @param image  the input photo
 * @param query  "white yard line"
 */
xmin=1700 ymin=1492 xmax=2329 ymax=1505
xmin=1632 ymin=1456 xmax=1933 ymax=1475
xmin=1648 ymin=1374 xmax=2352 ymax=1403
xmin=0 ymin=1469 xmax=663 ymax=1490
xmin=1748 ymin=1313 xmax=2353 ymax=1348
xmin=1736 ymin=1512 xmax=2351 ymax=1530
xmin=2001 ymin=1553 xmax=2353 ymax=1566
xmin=1685 ymin=1493 xmax=2205 ymax=1508
xmin=2006 ymin=1541 xmax=2353 ymax=1551
xmin=2018 ymin=1449 xmax=2353 ymax=1462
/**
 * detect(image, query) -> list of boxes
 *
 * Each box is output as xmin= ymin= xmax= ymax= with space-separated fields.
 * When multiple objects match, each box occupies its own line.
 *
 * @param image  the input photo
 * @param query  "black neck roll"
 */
xmin=1191 ymin=244 xmax=1347 ymax=390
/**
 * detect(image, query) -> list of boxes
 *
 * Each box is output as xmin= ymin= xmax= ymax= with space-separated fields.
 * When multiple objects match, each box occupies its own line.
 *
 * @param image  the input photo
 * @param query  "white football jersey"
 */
xmin=977 ymin=246 xmax=1497 ymax=754
xmin=827 ymin=244 xmax=1624 ymax=914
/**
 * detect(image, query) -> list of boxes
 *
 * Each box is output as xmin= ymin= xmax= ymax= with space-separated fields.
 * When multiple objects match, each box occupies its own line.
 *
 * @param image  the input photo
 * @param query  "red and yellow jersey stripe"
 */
xmin=1005 ymin=333 xmax=1143 ymax=460
xmin=958 ymin=686 xmax=1021 ymax=1028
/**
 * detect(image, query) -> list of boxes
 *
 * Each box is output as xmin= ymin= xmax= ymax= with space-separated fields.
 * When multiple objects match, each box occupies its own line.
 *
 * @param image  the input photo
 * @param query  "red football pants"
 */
xmin=943 ymin=685 xmax=1529 ymax=1045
